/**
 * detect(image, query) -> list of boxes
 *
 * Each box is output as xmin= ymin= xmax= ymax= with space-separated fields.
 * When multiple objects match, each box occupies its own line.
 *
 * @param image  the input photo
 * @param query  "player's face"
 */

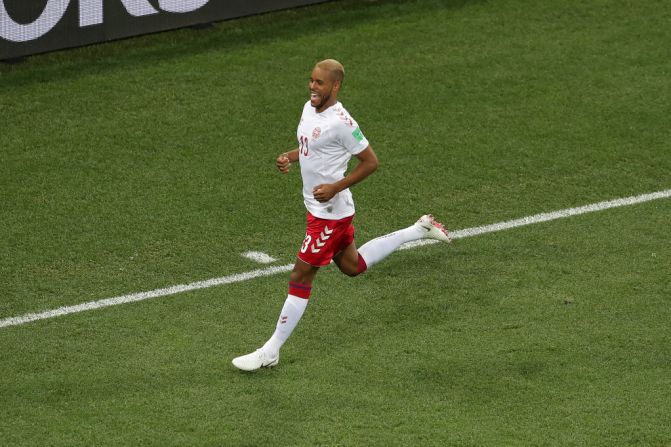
xmin=309 ymin=67 xmax=339 ymax=112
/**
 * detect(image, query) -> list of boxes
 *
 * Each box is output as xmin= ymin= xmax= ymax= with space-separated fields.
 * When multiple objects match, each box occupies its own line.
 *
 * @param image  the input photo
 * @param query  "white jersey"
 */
xmin=297 ymin=101 xmax=369 ymax=219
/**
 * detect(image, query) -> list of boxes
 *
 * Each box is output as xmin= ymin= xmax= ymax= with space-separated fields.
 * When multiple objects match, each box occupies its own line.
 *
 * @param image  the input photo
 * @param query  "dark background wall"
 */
xmin=1 ymin=0 xmax=330 ymax=60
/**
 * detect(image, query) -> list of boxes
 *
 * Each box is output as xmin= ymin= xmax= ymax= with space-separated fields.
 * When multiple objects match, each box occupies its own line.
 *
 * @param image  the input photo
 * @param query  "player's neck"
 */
xmin=315 ymin=98 xmax=338 ymax=113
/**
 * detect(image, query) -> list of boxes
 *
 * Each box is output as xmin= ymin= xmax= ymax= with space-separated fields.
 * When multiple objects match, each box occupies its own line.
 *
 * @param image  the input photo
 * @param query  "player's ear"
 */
xmin=333 ymin=79 xmax=342 ymax=92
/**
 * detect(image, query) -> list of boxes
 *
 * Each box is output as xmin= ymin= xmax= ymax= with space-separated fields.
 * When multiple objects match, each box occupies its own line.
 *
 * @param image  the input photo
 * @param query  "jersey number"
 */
xmin=300 ymin=234 xmax=312 ymax=254
xmin=299 ymin=135 xmax=309 ymax=156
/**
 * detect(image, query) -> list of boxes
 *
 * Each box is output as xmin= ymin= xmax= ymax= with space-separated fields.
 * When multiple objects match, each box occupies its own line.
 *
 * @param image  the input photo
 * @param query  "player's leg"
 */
xmin=332 ymin=242 xmax=366 ymax=277
xmin=231 ymin=259 xmax=318 ymax=371
xmin=260 ymin=259 xmax=318 ymax=357
xmin=336 ymin=214 xmax=451 ymax=275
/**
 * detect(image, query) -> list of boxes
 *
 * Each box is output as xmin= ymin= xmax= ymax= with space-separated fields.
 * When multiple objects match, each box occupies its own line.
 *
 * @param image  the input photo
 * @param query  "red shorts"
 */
xmin=297 ymin=212 xmax=356 ymax=267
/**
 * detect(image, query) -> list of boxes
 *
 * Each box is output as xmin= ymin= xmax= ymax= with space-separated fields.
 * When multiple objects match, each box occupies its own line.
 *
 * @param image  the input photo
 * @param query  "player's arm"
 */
xmin=276 ymin=149 xmax=300 ymax=173
xmin=313 ymin=146 xmax=378 ymax=202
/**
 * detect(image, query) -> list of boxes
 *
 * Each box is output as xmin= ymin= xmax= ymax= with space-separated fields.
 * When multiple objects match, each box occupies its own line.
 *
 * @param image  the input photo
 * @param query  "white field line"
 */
xmin=1 ymin=189 xmax=670 ymax=329
xmin=0 ymin=265 xmax=293 ymax=329
xmin=400 ymin=188 xmax=671 ymax=250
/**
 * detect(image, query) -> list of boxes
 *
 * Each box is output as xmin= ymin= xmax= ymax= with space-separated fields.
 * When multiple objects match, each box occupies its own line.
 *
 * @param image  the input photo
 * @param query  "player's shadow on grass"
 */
xmin=0 ymin=0 xmax=485 ymax=90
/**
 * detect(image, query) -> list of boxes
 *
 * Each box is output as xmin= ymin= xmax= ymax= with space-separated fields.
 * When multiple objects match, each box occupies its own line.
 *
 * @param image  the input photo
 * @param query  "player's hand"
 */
xmin=276 ymin=153 xmax=291 ymax=173
xmin=313 ymin=184 xmax=338 ymax=202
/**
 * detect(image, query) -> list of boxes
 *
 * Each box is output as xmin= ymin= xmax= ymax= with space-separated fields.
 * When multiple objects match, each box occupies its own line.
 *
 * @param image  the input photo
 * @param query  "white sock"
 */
xmin=261 ymin=294 xmax=308 ymax=358
xmin=358 ymin=224 xmax=425 ymax=269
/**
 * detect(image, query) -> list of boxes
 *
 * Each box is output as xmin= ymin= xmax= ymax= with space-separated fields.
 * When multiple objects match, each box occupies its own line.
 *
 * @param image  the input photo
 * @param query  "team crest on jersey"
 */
xmin=312 ymin=127 xmax=321 ymax=139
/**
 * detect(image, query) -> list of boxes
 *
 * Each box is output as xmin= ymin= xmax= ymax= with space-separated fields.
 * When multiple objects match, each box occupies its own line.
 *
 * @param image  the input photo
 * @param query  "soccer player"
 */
xmin=232 ymin=59 xmax=450 ymax=371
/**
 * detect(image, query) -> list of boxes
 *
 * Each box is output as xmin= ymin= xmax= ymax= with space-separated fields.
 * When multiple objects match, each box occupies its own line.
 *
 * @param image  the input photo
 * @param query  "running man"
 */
xmin=232 ymin=59 xmax=450 ymax=371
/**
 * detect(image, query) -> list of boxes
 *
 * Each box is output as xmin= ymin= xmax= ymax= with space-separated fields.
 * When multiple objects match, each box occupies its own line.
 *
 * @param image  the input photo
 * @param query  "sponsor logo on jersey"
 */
xmin=352 ymin=127 xmax=364 ymax=142
xmin=312 ymin=127 xmax=321 ymax=139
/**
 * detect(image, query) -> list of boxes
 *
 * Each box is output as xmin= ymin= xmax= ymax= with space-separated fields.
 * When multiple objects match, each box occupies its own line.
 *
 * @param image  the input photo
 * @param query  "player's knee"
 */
xmin=290 ymin=262 xmax=318 ymax=284
xmin=342 ymin=268 xmax=360 ymax=278
xmin=339 ymin=261 xmax=365 ymax=277
xmin=289 ymin=270 xmax=308 ymax=284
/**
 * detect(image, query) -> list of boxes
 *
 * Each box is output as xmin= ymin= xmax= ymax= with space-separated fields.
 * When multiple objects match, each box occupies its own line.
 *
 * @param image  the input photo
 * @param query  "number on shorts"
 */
xmin=300 ymin=234 xmax=312 ymax=253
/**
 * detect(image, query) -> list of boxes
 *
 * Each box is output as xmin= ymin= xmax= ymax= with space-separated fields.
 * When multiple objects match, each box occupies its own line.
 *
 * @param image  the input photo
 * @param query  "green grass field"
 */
xmin=1 ymin=0 xmax=670 ymax=445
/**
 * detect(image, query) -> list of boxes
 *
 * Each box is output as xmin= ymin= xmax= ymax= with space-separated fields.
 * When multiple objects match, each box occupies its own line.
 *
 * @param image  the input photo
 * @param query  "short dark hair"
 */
xmin=316 ymin=59 xmax=345 ymax=84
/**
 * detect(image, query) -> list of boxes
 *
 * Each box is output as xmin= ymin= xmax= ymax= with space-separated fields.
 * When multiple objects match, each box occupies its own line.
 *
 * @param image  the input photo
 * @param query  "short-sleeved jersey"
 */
xmin=297 ymin=101 xmax=369 ymax=219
